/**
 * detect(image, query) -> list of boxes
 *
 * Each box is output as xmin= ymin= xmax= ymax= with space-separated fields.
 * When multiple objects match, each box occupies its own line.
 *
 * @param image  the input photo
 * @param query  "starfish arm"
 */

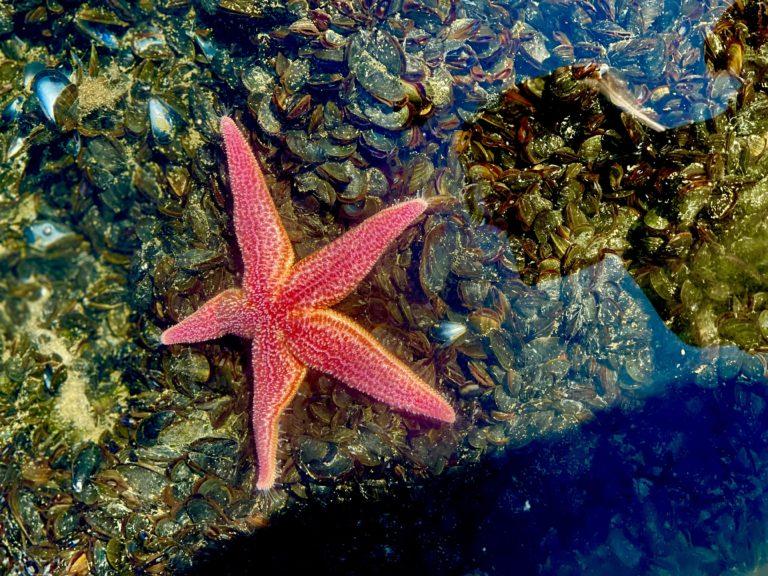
xmin=251 ymin=318 xmax=307 ymax=490
xmin=279 ymin=199 xmax=428 ymax=310
xmin=220 ymin=116 xmax=294 ymax=298
xmin=284 ymin=309 xmax=455 ymax=424
xmin=161 ymin=288 xmax=247 ymax=345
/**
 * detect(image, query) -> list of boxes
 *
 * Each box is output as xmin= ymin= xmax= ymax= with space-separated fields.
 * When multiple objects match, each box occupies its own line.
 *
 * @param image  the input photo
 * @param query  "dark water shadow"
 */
xmin=188 ymin=370 xmax=768 ymax=575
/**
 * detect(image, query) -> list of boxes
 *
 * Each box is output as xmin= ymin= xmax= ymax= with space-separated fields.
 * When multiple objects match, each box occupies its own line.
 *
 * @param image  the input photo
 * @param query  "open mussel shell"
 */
xmin=431 ymin=321 xmax=468 ymax=346
xmin=32 ymin=69 xmax=78 ymax=131
xmin=1 ymin=96 xmax=23 ymax=124
xmin=148 ymin=97 xmax=183 ymax=144
xmin=24 ymin=221 xmax=82 ymax=256
xmin=23 ymin=61 xmax=45 ymax=91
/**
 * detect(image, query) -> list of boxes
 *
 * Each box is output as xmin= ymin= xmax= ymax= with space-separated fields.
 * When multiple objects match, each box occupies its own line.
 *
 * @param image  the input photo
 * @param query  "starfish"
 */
xmin=161 ymin=117 xmax=456 ymax=489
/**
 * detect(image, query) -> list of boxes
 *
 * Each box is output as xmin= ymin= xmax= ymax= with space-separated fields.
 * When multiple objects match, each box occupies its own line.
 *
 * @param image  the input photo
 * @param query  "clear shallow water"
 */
xmin=2 ymin=0 xmax=768 ymax=574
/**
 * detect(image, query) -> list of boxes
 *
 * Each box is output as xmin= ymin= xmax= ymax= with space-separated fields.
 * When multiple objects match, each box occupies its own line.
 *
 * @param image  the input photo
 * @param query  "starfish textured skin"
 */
xmin=161 ymin=117 xmax=456 ymax=489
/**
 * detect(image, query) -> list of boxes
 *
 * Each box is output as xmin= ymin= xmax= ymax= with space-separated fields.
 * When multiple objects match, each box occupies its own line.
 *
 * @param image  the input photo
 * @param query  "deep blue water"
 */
xmin=191 ymin=374 xmax=768 ymax=575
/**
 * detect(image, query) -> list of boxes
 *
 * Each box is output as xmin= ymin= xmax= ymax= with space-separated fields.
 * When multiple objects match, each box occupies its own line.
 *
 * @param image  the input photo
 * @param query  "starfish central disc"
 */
xmin=161 ymin=117 xmax=455 ymax=489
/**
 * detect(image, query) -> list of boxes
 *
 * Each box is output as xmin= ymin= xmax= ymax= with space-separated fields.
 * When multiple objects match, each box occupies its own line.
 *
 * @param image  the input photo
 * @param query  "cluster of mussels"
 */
xmin=1 ymin=0 xmax=768 ymax=573
xmin=461 ymin=0 xmax=768 ymax=353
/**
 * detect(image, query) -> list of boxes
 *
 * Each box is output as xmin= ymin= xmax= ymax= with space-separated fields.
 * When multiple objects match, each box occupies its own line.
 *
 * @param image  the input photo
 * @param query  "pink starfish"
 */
xmin=162 ymin=117 xmax=456 ymax=489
